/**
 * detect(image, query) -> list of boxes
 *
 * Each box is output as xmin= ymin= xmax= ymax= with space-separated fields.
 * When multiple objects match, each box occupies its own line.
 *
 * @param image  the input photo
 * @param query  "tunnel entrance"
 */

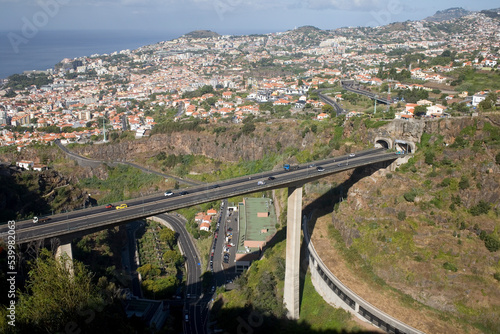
xmin=394 ymin=140 xmax=413 ymax=153
xmin=375 ymin=139 xmax=390 ymax=149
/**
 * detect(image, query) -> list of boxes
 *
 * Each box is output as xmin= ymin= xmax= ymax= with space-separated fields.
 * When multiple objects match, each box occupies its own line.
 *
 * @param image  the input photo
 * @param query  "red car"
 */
xmin=105 ymin=204 xmax=114 ymax=209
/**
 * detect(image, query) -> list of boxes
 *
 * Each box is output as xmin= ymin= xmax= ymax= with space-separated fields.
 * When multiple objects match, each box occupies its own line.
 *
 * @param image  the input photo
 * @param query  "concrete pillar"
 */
xmin=55 ymin=242 xmax=74 ymax=275
xmin=284 ymin=185 xmax=302 ymax=319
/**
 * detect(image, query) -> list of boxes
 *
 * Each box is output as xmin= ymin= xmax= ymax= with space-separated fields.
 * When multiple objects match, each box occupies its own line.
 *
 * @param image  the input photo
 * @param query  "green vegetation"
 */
xmin=74 ymin=229 xmax=120 ymax=280
xmin=443 ymin=262 xmax=458 ymax=272
xmin=450 ymin=67 xmax=500 ymax=93
xmin=2 ymin=249 xmax=135 ymax=334
xmin=364 ymin=118 xmax=389 ymax=129
xmin=469 ymin=200 xmax=491 ymax=216
xmin=6 ymin=73 xmax=52 ymax=90
xmin=213 ymin=236 xmax=358 ymax=333
xmin=0 ymin=168 xmax=85 ymax=221
xmin=80 ymin=164 xmax=163 ymax=204
xmin=136 ymin=221 xmax=183 ymax=299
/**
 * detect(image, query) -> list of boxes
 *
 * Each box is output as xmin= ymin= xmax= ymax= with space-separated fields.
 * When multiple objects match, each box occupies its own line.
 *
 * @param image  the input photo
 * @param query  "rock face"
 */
xmin=72 ymin=121 xmax=307 ymax=163
xmin=345 ymin=118 xmax=480 ymax=150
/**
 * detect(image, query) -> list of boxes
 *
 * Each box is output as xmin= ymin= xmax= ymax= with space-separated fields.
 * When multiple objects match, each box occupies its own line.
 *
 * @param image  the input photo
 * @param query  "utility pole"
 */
xmin=386 ymin=82 xmax=391 ymax=113
xmin=102 ymin=117 xmax=107 ymax=142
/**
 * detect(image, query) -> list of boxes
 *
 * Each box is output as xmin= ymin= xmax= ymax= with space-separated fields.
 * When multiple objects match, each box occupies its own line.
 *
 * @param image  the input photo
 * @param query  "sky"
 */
xmin=0 ymin=0 xmax=499 ymax=37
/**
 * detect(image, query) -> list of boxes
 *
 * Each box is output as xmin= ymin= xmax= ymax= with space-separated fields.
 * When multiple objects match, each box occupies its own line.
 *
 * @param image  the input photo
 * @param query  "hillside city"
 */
xmin=1 ymin=7 xmax=500 ymax=334
xmin=1 ymin=10 xmax=500 ymax=149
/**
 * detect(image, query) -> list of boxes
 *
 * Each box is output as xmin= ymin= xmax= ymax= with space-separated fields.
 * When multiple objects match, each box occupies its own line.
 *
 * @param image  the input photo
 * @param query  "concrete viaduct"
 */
xmin=3 ymin=142 xmax=419 ymax=333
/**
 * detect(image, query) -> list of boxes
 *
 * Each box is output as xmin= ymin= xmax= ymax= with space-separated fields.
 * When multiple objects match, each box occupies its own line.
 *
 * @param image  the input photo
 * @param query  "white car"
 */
xmin=164 ymin=191 xmax=174 ymax=196
xmin=349 ymin=153 xmax=355 ymax=157
xmin=257 ymin=180 xmax=266 ymax=185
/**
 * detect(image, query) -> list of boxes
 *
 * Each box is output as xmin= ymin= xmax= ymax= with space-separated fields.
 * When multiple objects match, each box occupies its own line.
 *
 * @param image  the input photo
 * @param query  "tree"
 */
xmin=14 ymin=249 xmax=126 ymax=334
xmin=159 ymin=228 xmax=177 ymax=249
xmin=470 ymin=200 xmax=491 ymax=216
xmin=163 ymin=250 xmax=184 ymax=267
xmin=484 ymin=234 xmax=500 ymax=252
xmin=241 ymin=122 xmax=256 ymax=135
xmin=478 ymin=92 xmax=498 ymax=111
xmin=414 ymin=105 xmax=428 ymax=117
xmin=322 ymin=104 xmax=334 ymax=114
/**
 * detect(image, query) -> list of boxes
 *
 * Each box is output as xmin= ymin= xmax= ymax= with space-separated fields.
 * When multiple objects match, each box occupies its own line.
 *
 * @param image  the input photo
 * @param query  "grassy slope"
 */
xmin=327 ymin=120 xmax=500 ymax=333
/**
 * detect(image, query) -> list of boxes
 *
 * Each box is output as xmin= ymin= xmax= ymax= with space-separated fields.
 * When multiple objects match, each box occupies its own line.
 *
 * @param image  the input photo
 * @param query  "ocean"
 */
xmin=0 ymin=30 xmax=177 ymax=79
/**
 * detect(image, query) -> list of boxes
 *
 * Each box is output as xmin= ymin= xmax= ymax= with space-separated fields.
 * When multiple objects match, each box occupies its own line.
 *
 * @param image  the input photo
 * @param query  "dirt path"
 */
xmin=308 ymin=212 xmax=480 ymax=334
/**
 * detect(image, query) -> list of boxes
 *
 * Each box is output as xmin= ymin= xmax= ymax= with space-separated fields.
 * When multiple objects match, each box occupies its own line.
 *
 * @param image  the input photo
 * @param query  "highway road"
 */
xmin=341 ymin=81 xmax=391 ymax=104
xmin=0 ymin=149 xmax=400 ymax=244
xmin=316 ymin=89 xmax=346 ymax=115
xmin=156 ymin=213 xmax=209 ymax=334
xmin=55 ymin=139 xmax=201 ymax=186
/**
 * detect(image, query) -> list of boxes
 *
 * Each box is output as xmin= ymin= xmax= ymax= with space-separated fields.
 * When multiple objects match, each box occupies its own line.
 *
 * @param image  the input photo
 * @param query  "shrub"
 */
xmin=494 ymin=273 xmax=500 ymax=282
xmin=397 ymin=211 xmax=406 ymax=221
xmin=425 ymin=151 xmax=435 ymax=165
xmin=404 ymin=189 xmax=418 ymax=202
xmin=443 ymin=262 xmax=458 ymax=272
xmin=470 ymin=200 xmax=491 ymax=216
xmin=459 ymin=175 xmax=470 ymax=190
xmin=439 ymin=178 xmax=452 ymax=187
xmin=484 ymin=234 xmax=500 ymax=252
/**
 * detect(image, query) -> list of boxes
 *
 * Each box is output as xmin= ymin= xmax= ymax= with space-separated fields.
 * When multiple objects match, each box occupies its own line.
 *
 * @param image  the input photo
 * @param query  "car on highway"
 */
xmin=267 ymin=176 xmax=275 ymax=180
xmin=33 ymin=217 xmax=51 ymax=224
xmin=316 ymin=166 xmax=325 ymax=172
xmin=349 ymin=153 xmax=355 ymax=157
xmin=209 ymin=184 xmax=220 ymax=189
xmin=257 ymin=180 xmax=266 ymax=185
xmin=180 ymin=191 xmax=188 ymax=196
xmin=227 ymin=227 xmax=233 ymax=231
xmin=116 ymin=204 xmax=128 ymax=210
xmin=185 ymin=314 xmax=189 ymax=322
xmin=308 ymin=163 xmax=316 ymax=168
xmin=105 ymin=204 xmax=114 ymax=209
xmin=164 ymin=190 xmax=174 ymax=196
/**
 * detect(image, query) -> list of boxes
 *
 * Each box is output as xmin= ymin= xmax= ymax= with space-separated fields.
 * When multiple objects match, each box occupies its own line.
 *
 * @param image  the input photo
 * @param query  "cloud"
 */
xmin=307 ymin=0 xmax=383 ymax=11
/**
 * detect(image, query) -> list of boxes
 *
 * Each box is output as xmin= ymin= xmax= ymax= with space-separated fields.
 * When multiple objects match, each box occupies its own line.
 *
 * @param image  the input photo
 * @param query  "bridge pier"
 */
xmin=284 ymin=185 xmax=303 ymax=319
xmin=55 ymin=241 xmax=74 ymax=274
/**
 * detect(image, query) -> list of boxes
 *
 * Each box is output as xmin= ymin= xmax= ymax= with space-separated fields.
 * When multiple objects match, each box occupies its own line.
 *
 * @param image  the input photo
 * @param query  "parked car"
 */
xmin=116 ymin=204 xmax=128 ymax=210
